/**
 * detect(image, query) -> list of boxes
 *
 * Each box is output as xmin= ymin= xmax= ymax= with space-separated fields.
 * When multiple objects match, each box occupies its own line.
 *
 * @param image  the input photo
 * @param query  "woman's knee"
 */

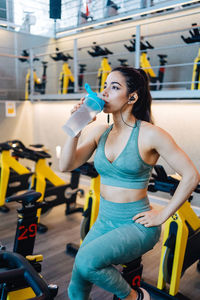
xmin=75 ymin=248 xmax=97 ymax=280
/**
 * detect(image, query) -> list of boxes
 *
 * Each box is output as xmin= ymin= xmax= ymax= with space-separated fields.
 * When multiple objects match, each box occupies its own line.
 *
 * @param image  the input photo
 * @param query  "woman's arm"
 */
xmin=59 ymin=97 xmax=107 ymax=172
xmin=59 ymin=131 xmax=96 ymax=172
xmin=59 ymin=124 xmax=107 ymax=172
xmin=134 ymin=126 xmax=200 ymax=227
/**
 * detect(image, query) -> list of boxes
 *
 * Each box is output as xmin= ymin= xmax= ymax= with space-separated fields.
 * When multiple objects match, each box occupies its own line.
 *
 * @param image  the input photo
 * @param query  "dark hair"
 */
xmin=111 ymin=66 xmax=153 ymax=123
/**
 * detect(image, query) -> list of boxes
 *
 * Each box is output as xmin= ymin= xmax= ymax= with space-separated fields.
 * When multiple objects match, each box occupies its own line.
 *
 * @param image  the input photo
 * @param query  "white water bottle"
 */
xmin=62 ymin=83 xmax=105 ymax=137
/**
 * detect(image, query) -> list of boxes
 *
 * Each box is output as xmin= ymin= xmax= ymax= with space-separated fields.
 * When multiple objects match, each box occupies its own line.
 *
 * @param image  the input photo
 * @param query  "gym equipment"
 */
xmin=97 ymin=57 xmax=112 ymax=92
xmin=148 ymin=164 xmax=180 ymax=196
xmin=0 ymin=190 xmax=58 ymax=299
xmin=19 ymin=50 xmax=48 ymax=100
xmin=0 ymin=140 xmax=84 ymax=233
xmin=79 ymin=12 xmax=93 ymax=24
xmin=147 ymin=164 xmax=200 ymax=297
xmin=157 ymin=199 xmax=200 ymax=297
xmin=59 ymin=63 xmax=74 ymax=94
xmin=8 ymin=140 xmax=84 ymax=232
xmin=66 ymin=162 xmax=100 ymax=256
xmin=0 ymin=141 xmax=33 ymax=213
xmin=78 ymin=64 xmax=87 ymax=90
xmin=105 ymin=1 xmax=120 ymax=18
xmin=25 ymin=61 xmax=48 ymax=98
xmin=124 ymin=35 xmax=168 ymax=90
xmin=78 ymin=0 xmax=93 ymax=24
xmin=118 ymin=58 xmax=129 ymax=66
xmin=181 ymin=23 xmax=200 ymax=90
xmin=18 ymin=49 xmax=30 ymax=62
xmin=88 ymin=43 xmax=113 ymax=57
xmin=181 ymin=23 xmax=200 ymax=44
xmin=50 ymin=47 xmax=74 ymax=94
xmin=191 ymin=48 xmax=200 ymax=90
xmin=0 ymin=251 xmax=56 ymax=300
xmin=88 ymin=42 xmax=113 ymax=92
xmin=148 ymin=164 xmax=200 ymax=198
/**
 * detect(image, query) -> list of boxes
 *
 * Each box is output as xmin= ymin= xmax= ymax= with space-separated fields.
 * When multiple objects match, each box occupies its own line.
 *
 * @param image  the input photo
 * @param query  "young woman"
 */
xmin=60 ymin=66 xmax=200 ymax=300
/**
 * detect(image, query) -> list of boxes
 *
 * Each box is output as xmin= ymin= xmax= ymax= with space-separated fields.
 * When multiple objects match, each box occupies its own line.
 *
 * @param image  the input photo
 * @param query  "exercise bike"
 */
xmin=148 ymin=164 xmax=200 ymax=197
xmin=66 ymin=162 xmax=100 ymax=256
xmin=104 ymin=0 xmax=120 ymax=18
xmin=0 ymin=251 xmax=55 ymax=300
xmin=181 ymin=23 xmax=200 ymax=90
xmin=0 ymin=140 xmax=84 ymax=233
xmin=0 ymin=190 xmax=58 ymax=299
xmin=124 ymin=35 xmax=168 ymax=90
xmin=19 ymin=50 xmax=48 ymax=100
xmin=87 ymin=42 xmax=113 ymax=92
xmin=0 ymin=141 xmax=33 ymax=213
xmin=147 ymin=165 xmax=200 ymax=298
xmin=50 ymin=48 xmax=74 ymax=94
xmin=78 ymin=64 xmax=87 ymax=90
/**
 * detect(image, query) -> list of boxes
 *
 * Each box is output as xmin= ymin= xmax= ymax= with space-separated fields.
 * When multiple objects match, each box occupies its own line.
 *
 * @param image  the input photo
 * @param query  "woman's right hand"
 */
xmin=70 ymin=97 xmax=85 ymax=115
xmin=71 ymin=97 xmax=97 ymax=123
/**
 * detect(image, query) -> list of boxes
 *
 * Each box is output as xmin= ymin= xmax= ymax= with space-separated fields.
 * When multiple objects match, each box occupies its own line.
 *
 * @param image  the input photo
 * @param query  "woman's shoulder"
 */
xmin=140 ymin=120 xmax=168 ymax=134
xmin=140 ymin=120 xmax=174 ymax=146
xmin=94 ymin=124 xmax=110 ymax=144
xmin=83 ymin=123 xmax=109 ymax=145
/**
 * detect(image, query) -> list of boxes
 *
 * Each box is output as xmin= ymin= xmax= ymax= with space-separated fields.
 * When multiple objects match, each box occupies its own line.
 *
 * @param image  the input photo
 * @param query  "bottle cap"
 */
xmin=84 ymin=83 xmax=105 ymax=112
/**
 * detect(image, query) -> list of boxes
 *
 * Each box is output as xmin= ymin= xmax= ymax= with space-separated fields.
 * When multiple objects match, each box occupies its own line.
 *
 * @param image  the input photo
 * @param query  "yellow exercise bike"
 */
xmin=124 ymin=36 xmax=168 ymax=91
xmin=0 ymin=141 xmax=33 ymax=213
xmin=181 ymin=23 xmax=200 ymax=90
xmin=0 ymin=190 xmax=58 ymax=299
xmin=0 ymin=140 xmax=84 ymax=233
xmin=50 ymin=48 xmax=74 ymax=94
xmin=88 ymin=42 xmax=113 ymax=92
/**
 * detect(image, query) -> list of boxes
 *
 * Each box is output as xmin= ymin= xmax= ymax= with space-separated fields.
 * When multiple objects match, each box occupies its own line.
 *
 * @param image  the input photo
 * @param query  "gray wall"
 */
xmin=0 ymin=28 xmax=51 ymax=100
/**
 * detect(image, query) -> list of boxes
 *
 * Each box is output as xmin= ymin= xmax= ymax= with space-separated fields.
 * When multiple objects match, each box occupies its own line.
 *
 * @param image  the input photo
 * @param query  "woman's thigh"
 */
xmin=77 ymin=221 xmax=161 ymax=267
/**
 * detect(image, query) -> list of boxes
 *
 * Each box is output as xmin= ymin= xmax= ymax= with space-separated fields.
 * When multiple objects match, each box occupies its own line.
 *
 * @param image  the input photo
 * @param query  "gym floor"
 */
xmin=1 ymin=179 xmax=200 ymax=300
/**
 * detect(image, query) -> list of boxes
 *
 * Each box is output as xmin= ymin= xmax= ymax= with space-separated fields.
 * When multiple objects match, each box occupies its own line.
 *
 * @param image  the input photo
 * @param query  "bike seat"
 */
xmin=0 ymin=142 xmax=11 ymax=151
xmin=122 ymin=257 xmax=142 ymax=269
xmin=6 ymin=190 xmax=42 ymax=205
xmin=29 ymin=143 xmax=44 ymax=148
xmin=73 ymin=162 xmax=98 ymax=178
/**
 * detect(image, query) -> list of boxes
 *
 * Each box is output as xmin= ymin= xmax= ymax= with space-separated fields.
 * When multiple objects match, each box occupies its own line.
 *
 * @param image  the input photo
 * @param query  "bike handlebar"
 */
xmin=7 ymin=140 xmax=51 ymax=161
xmin=0 ymin=142 xmax=12 ymax=151
xmin=0 ymin=251 xmax=53 ymax=300
xmin=73 ymin=162 xmax=99 ymax=178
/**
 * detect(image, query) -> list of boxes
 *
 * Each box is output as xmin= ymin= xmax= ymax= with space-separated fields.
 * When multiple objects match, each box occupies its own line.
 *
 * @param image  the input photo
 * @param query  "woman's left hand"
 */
xmin=132 ymin=208 xmax=165 ymax=227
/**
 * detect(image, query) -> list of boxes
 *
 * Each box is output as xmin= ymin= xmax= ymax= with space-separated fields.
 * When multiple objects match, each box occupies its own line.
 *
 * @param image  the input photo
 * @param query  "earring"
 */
xmin=128 ymin=96 xmax=135 ymax=104
xmin=130 ymin=96 xmax=135 ymax=100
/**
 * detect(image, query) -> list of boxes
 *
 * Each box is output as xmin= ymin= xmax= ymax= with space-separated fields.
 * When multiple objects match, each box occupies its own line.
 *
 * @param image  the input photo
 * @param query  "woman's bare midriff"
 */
xmin=101 ymin=183 xmax=148 ymax=203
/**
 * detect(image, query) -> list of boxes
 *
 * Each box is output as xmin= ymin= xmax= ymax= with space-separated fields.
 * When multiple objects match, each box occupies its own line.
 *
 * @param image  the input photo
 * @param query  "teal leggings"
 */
xmin=68 ymin=196 xmax=161 ymax=300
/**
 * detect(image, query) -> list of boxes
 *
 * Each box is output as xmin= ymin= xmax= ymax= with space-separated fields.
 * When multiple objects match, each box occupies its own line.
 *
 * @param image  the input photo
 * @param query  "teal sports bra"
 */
xmin=94 ymin=120 xmax=153 ymax=189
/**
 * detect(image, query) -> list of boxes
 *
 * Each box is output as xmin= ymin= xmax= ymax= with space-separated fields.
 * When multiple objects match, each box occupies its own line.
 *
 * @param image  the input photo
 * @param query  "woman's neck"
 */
xmin=112 ymin=111 xmax=137 ymax=131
